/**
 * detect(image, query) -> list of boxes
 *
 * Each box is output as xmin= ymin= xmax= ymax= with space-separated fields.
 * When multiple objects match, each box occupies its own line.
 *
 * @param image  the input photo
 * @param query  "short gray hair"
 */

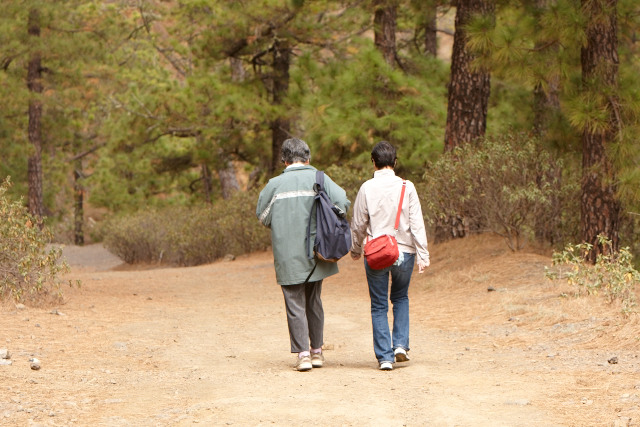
xmin=280 ymin=138 xmax=311 ymax=164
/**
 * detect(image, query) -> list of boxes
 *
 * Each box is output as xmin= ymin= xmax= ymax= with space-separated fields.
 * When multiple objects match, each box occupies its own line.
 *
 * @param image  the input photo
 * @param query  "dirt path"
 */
xmin=1 ymin=236 xmax=639 ymax=426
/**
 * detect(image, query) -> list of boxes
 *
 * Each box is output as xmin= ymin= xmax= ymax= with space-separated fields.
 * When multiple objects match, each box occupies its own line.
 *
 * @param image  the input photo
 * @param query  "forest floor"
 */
xmin=1 ymin=234 xmax=639 ymax=426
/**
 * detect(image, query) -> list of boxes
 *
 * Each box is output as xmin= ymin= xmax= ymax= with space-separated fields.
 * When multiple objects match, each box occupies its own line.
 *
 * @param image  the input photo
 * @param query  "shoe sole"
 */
xmin=379 ymin=363 xmax=393 ymax=371
xmin=395 ymin=352 xmax=410 ymax=362
xmin=297 ymin=363 xmax=312 ymax=371
xmin=311 ymin=361 xmax=323 ymax=368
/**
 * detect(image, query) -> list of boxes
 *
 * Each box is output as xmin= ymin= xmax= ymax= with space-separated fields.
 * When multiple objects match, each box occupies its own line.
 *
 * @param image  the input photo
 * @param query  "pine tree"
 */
xmin=410 ymin=0 xmax=441 ymax=57
xmin=26 ymin=8 xmax=44 ymax=223
xmin=0 ymin=1 xmax=124 ymax=232
xmin=444 ymin=0 xmax=494 ymax=151
xmin=373 ymin=0 xmax=399 ymax=67
xmin=579 ymin=0 xmax=622 ymax=262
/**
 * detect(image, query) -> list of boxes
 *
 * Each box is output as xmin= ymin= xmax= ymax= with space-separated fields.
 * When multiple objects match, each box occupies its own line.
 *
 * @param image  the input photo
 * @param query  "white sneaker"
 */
xmin=379 ymin=361 xmax=393 ymax=371
xmin=295 ymin=356 xmax=312 ymax=372
xmin=394 ymin=347 xmax=410 ymax=362
xmin=311 ymin=352 xmax=324 ymax=368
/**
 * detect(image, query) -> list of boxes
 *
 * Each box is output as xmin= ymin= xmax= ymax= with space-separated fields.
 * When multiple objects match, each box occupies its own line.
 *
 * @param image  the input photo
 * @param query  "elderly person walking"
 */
xmin=257 ymin=138 xmax=350 ymax=371
xmin=350 ymin=141 xmax=430 ymax=371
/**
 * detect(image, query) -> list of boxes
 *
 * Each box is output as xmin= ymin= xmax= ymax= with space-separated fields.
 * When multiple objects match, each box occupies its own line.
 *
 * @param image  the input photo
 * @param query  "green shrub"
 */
xmin=323 ymin=164 xmax=371 ymax=217
xmin=545 ymin=235 xmax=639 ymax=314
xmin=0 ymin=178 xmax=72 ymax=304
xmin=101 ymin=189 xmax=271 ymax=266
xmin=420 ymin=134 xmax=580 ymax=250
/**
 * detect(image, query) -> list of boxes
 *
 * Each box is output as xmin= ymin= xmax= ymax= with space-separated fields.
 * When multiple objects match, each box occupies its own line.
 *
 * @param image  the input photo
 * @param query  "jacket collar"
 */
xmin=373 ymin=168 xmax=396 ymax=178
xmin=282 ymin=164 xmax=316 ymax=174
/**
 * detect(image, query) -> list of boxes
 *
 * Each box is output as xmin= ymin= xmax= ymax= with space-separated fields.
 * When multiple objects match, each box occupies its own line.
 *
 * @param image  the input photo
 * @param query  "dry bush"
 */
xmin=100 ymin=190 xmax=270 ymax=266
xmin=0 ymin=178 xmax=73 ymax=304
xmin=420 ymin=134 xmax=579 ymax=250
xmin=545 ymin=235 xmax=639 ymax=314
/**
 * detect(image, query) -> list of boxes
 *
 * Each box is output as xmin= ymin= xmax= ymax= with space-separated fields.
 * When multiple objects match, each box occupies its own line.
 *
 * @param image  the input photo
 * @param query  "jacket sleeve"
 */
xmin=407 ymin=183 xmax=430 ymax=263
xmin=256 ymin=182 xmax=275 ymax=228
xmin=323 ymin=174 xmax=351 ymax=216
xmin=349 ymin=183 xmax=369 ymax=254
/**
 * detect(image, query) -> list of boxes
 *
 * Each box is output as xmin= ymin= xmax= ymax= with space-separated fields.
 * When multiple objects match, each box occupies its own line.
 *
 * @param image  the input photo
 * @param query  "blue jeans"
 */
xmin=365 ymin=252 xmax=415 ymax=363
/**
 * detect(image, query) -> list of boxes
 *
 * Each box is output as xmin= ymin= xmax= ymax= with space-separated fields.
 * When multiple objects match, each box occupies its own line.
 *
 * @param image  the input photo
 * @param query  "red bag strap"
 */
xmin=394 ymin=181 xmax=406 ymax=231
xmin=366 ymin=180 xmax=407 ymax=243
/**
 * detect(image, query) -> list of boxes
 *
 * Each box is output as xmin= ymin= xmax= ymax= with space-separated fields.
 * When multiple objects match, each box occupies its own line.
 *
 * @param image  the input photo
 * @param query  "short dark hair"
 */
xmin=281 ymin=138 xmax=311 ymax=164
xmin=371 ymin=141 xmax=396 ymax=168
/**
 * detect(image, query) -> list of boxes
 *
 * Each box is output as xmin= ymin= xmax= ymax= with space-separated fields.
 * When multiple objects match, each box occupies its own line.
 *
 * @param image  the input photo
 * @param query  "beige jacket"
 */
xmin=350 ymin=169 xmax=430 ymax=264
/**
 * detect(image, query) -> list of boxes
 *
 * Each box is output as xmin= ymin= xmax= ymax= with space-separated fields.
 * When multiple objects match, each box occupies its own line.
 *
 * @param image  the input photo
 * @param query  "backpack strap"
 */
xmin=315 ymin=170 xmax=325 ymax=192
xmin=304 ymin=170 xmax=323 ymax=280
xmin=306 ymin=170 xmax=324 ymax=259
xmin=393 ymin=181 xmax=407 ymax=231
xmin=303 ymin=261 xmax=318 ymax=284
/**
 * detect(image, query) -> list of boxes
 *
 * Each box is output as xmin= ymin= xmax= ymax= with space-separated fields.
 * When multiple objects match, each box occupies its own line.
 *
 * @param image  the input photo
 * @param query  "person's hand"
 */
xmin=417 ymin=259 xmax=429 ymax=273
xmin=350 ymin=251 xmax=361 ymax=261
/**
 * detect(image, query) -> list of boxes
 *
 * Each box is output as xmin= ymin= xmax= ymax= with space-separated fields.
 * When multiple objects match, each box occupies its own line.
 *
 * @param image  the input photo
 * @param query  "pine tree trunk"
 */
xmin=229 ymin=57 xmax=246 ymax=82
xmin=73 ymin=162 xmax=84 ymax=246
xmin=201 ymin=163 xmax=213 ymax=204
xmin=269 ymin=40 xmax=291 ymax=174
xmin=580 ymin=0 xmax=620 ymax=263
xmin=374 ymin=0 xmax=398 ymax=67
xmin=423 ymin=6 xmax=438 ymax=56
xmin=27 ymin=8 xmax=44 ymax=223
xmin=214 ymin=57 xmax=245 ymax=200
xmin=218 ymin=155 xmax=240 ymax=200
xmin=444 ymin=0 xmax=493 ymax=151
xmin=532 ymin=79 xmax=560 ymax=137
xmin=532 ymin=0 xmax=560 ymax=138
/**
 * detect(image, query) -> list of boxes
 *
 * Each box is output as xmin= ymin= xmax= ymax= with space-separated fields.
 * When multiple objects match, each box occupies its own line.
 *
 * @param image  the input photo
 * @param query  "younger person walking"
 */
xmin=350 ymin=141 xmax=430 ymax=371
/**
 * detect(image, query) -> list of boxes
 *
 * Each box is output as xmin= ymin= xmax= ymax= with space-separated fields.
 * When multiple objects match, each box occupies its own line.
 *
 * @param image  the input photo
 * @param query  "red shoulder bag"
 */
xmin=363 ymin=181 xmax=406 ymax=270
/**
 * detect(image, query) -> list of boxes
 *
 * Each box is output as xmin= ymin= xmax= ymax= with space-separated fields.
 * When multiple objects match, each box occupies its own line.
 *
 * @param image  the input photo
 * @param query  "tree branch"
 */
xmin=68 ymin=142 xmax=105 ymax=162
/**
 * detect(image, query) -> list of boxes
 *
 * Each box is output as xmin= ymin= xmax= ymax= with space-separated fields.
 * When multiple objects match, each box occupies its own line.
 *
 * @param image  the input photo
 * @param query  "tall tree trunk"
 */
xmin=532 ymin=78 xmax=560 ymax=137
xmin=27 ymin=8 xmax=44 ymax=223
xmin=213 ymin=57 xmax=245 ymax=200
xmin=230 ymin=57 xmax=246 ymax=82
xmin=424 ymin=9 xmax=438 ymax=56
xmin=444 ymin=0 xmax=493 ymax=151
xmin=201 ymin=162 xmax=213 ymax=204
xmin=417 ymin=1 xmax=438 ymax=57
xmin=532 ymin=0 xmax=560 ymax=138
xmin=73 ymin=161 xmax=84 ymax=246
xmin=580 ymin=0 xmax=621 ymax=263
xmin=374 ymin=0 xmax=398 ymax=67
xmin=217 ymin=149 xmax=240 ymax=200
xmin=269 ymin=39 xmax=291 ymax=174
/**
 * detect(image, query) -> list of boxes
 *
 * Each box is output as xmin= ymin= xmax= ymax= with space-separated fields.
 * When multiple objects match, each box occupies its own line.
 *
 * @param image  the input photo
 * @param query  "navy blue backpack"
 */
xmin=306 ymin=170 xmax=351 ymax=263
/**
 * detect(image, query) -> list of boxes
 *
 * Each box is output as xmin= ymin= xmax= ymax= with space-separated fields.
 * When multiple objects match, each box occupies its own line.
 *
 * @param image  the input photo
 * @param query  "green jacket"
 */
xmin=256 ymin=165 xmax=351 ymax=286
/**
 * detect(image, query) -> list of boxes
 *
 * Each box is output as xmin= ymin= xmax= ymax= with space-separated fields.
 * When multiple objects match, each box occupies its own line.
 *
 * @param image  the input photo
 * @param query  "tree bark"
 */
xmin=374 ymin=0 xmax=398 ymax=67
xmin=217 ymin=149 xmax=240 ymax=200
xmin=230 ymin=57 xmax=246 ymax=82
xmin=201 ymin=163 xmax=213 ymax=204
xmin=424 ymin=11 xmax=438 ymax=56
xmin=269 ymin=39 xmax=291 ymax=174
xmin=415 ymin=0 xmax=438 ymax=57
xmin=73 ymin=163 xmax=84 ymax=245
xmin=580 ymin=0 xmax=621 ymax=263
xmin=213 ymin=57 xmax=245 ymax=200
xmin=532 ymin=0 xmax=560 ymax=138
xmin=532 ymin=78 xmax=560 ymax=137
xmin=444 ymin=0 xmax=493 ymax=151
xmin=27 ymin=8 xmax=44 ymax=223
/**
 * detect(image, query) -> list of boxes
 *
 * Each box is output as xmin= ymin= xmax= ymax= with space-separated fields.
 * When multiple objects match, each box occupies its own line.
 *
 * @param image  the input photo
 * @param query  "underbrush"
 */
xmin=100 ymin=190 xmax=270 ymax=266
xmin=420 ymin=134 xmax=580 ymax=250
xmin=545 ymin=236 xmax=640 ymax=315
xmin=0 ymin=178 xmax=73 ymax=305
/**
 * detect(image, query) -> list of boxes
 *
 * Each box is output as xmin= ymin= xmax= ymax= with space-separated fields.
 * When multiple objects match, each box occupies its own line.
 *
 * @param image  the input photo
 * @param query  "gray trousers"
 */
xmin=281 ymin=280 xmax=324 ymax=353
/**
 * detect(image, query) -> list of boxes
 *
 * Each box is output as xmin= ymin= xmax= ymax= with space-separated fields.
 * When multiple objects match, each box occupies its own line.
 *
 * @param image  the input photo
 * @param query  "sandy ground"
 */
xmin=1 ymin=235 xmax=639 ymax=426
